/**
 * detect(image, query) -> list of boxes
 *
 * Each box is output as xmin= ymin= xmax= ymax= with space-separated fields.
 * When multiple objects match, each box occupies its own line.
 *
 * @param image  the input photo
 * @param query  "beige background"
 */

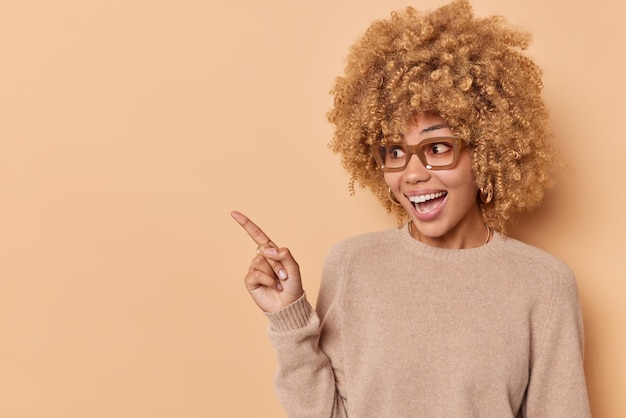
xmin=0 ymin=0 xmax=624 ymax=416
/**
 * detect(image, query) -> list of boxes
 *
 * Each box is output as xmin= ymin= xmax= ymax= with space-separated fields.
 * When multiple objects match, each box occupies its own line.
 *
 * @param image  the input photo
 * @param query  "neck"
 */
xmin=409 ymin=220 xmax=491 ymax=249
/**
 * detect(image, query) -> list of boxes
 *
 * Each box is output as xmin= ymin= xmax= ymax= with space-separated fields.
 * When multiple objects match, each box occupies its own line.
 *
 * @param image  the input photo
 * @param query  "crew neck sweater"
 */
xmin=265 ymin=224 xmax=590 ymax=417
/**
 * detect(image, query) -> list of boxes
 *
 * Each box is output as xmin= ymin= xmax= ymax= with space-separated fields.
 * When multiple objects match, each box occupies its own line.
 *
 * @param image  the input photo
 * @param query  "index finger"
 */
xmin=230 ymin=211 xmax=275 ymax=247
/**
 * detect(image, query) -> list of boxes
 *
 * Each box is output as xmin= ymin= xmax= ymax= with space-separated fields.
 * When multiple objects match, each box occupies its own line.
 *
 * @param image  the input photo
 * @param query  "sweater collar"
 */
xmin=397 ymin=222 xmax=506 ymax=261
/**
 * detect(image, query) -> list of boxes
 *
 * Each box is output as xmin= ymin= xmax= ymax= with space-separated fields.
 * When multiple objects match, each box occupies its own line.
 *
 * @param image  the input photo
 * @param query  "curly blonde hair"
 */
xmin=327 ymin=0 xmax=554 ymax=233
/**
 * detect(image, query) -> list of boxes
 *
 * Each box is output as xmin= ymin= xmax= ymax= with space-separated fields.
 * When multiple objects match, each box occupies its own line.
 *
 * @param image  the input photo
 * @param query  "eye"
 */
xmin=429 ymin=143 xmax=451 ymax=154
xmin=388 ymin=145 xmax=406 ymax=159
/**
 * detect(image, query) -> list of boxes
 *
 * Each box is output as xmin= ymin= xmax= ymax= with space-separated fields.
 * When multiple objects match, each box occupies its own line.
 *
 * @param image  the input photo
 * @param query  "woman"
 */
xmin=231 ymin=0 xmax=590 ymax=416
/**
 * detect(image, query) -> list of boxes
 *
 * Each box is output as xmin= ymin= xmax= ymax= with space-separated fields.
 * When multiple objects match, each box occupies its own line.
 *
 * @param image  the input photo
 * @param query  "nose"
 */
xmin=402 ymin=153 xmax=431 ymax=183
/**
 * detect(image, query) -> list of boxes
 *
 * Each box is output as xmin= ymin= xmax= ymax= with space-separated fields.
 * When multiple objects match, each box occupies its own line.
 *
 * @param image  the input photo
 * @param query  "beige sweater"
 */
xmin=266 ymin=225 xmax=590 ymax=417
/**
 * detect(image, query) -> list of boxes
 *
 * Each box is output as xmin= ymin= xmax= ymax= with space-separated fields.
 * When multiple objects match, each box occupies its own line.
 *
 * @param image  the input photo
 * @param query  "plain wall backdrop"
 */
xmin=1 ymin=0 xmax=624 ymax=416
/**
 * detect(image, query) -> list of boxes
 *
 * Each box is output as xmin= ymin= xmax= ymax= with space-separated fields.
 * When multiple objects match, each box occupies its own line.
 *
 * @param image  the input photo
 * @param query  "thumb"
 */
xmin=261 ymin=246 xmax=302 ymax=294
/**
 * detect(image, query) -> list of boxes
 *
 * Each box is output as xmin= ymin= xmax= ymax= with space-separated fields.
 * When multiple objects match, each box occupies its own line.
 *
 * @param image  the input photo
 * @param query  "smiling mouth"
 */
xmin=408 ymin=192 xmax=447 ymax=213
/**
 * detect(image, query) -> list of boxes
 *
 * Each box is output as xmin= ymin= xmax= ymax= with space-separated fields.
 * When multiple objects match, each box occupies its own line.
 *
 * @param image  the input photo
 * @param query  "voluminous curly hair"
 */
xmin=327 ymin=0 xmax=554 ymax=233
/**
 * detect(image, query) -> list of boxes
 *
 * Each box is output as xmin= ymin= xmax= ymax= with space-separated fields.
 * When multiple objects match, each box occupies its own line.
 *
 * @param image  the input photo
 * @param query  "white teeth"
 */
xmin=408 ymin=192 xmax=446 ymax=203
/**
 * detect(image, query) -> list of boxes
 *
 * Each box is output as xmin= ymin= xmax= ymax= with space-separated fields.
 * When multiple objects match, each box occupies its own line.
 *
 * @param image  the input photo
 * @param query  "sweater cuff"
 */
xmin=265 ymin=293 xmax=315 ymax=332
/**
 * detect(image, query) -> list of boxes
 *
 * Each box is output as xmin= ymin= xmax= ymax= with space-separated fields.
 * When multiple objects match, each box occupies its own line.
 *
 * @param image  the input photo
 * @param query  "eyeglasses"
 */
xmin=372 ymin=137 xmax=463 ymax=172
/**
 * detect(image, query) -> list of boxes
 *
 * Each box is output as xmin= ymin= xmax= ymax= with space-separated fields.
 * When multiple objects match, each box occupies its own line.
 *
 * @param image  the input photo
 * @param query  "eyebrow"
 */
xmin=421 ymin=123 xmax=449 ymax=133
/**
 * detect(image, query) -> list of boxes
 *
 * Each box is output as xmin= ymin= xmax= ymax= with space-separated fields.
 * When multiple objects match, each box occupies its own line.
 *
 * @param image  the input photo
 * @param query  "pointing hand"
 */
xmin=231 ymin=211 xmax=304 ymax=313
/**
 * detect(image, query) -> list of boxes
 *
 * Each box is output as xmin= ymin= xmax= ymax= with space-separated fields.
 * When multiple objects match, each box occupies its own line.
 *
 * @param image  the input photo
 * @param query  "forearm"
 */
xmin=266 ymin=294 xmax=347 ymax=418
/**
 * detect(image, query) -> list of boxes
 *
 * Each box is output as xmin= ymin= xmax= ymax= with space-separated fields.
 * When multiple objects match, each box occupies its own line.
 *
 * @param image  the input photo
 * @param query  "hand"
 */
xmin=231 ymin=211 xmax=304 ymax=313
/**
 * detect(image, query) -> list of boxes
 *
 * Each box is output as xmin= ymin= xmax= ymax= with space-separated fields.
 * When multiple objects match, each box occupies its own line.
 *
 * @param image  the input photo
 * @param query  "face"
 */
xmin=384 ymin=113 xmax=485 ymax=249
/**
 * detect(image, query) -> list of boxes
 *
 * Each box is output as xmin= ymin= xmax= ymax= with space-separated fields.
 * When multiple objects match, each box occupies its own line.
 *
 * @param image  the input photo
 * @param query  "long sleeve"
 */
xmin=264 ymin=243 xmax=348 ymax=417
xmin=265 ymin=295 xmax=347 ymax=417
xmin=522 ymin=268 xmax=591 ymax=416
